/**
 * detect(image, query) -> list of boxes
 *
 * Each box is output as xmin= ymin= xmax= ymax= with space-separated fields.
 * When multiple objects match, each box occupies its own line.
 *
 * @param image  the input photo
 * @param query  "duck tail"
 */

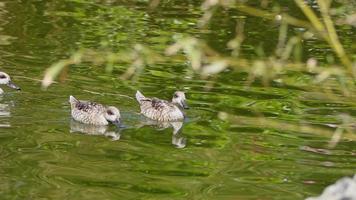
xmin=69 ymin=95 xmax=78 ymax=104
xmin=135 ymin=91 xmax=145 ymax=103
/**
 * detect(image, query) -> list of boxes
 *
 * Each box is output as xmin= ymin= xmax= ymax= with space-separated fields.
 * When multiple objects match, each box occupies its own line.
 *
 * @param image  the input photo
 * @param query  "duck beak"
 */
xmin=7 ymin=81 xmax=20 ymax=90
xmin=112 ymin=119 xmax=125 ymax=128
xmin=181 ymin=100 xmax=189 ymax=109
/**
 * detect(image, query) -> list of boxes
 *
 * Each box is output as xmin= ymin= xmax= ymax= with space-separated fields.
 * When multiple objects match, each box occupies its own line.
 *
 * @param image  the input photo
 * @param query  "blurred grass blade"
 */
xmin=42 ymin=51 xmax=83 ymax=89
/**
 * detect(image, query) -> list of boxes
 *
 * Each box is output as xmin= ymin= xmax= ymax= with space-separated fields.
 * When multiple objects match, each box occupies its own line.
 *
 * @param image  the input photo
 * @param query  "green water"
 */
xmin=0 ymin=1 xmax=355 ymax=199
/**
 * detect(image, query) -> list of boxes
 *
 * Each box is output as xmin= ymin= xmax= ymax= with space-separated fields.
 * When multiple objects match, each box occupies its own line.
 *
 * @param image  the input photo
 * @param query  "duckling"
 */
xmin=0 ymin=72 xmax=20 ymax=94
xmin=135 ymin=91 xmax=189 ymax=121
xmin=69 ymin=95 xmax=121 ymax=126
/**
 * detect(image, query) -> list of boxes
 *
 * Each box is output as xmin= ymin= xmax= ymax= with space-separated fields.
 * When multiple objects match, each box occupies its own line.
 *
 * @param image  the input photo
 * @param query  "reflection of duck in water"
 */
xmin=0 ymin=102 xmax=10 ymax=115
xmin=135 ymin=91 xmax=189 ymax=148
xmin=69 ymin=95 xmax=121 ymax=126
xmin=135 ymin=91 xmax=189 ymax=121
xmin=0 ymin=72 xmax=20 ymax=95
xmin=138 ymin=119 xmax=186 ymax=148
xmin=70 ymin=119 xmax=120 ymax=140
xmin=0 ymin=102 xmax=10 ymax=127
xmin=0 ymin=72 xmax=19 ymax=127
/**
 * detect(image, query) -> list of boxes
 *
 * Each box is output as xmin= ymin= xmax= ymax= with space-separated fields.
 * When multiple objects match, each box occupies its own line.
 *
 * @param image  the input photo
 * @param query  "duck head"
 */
xmin=0 ymin=72 xmax=20 ymax=90
xmin=172 ymin=91 xmax=189 ymax=109
xmin=105 ymin=106 xmax=122 ymax=127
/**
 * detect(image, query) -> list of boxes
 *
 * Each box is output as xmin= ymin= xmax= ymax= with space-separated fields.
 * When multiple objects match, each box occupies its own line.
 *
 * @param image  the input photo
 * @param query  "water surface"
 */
xmin=0 ymin=1 xmax=355 ymax=199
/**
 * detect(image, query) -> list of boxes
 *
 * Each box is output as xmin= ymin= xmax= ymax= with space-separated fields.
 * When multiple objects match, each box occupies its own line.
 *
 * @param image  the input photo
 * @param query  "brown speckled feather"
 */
xmin=75 ymin=101 xmax=105 ymax=113
xmin=136 ymin=91 xmax=184 ymax=121
xmin=69 ymin=96 xmax=109 ymax=126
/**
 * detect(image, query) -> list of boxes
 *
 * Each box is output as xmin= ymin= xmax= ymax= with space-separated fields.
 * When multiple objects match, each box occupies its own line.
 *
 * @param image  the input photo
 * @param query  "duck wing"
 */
xmin=75 ymin=100 xmax=105 ymax=114
xmin=140 ymin=97 xmax=183 ymax=121
xmin=151 ymin=98 xmax=171 ymax=110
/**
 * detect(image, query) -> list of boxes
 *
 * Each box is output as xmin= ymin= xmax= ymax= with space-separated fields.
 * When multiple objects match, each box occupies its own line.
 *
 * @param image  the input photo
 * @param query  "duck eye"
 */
xmin=174 ymin=94 xmax=179 ymax=98
xmin=107 ymin=110 xmax=114 ymax=115
xmin=0 ymin=74 xmax=5 ymax=79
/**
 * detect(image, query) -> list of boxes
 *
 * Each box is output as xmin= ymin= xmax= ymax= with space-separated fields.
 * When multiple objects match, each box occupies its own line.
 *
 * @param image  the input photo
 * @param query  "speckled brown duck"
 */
xmin=135 ymin=91 xmax=189 ymax=122
xmin=0 ymin=72 xmax=20 ymax=94
xmin=69 ymin=95 xmax=121 ymax=126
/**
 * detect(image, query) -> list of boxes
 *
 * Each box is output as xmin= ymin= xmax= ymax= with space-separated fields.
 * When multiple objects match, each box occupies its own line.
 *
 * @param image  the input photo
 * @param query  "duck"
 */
xmin=0 ymin=71 xmax=20 ymax=94
xmin=135 ymin=90 xmax=189 ymax=121
xmin=69 ymin=95 xmax=121 ymax=126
